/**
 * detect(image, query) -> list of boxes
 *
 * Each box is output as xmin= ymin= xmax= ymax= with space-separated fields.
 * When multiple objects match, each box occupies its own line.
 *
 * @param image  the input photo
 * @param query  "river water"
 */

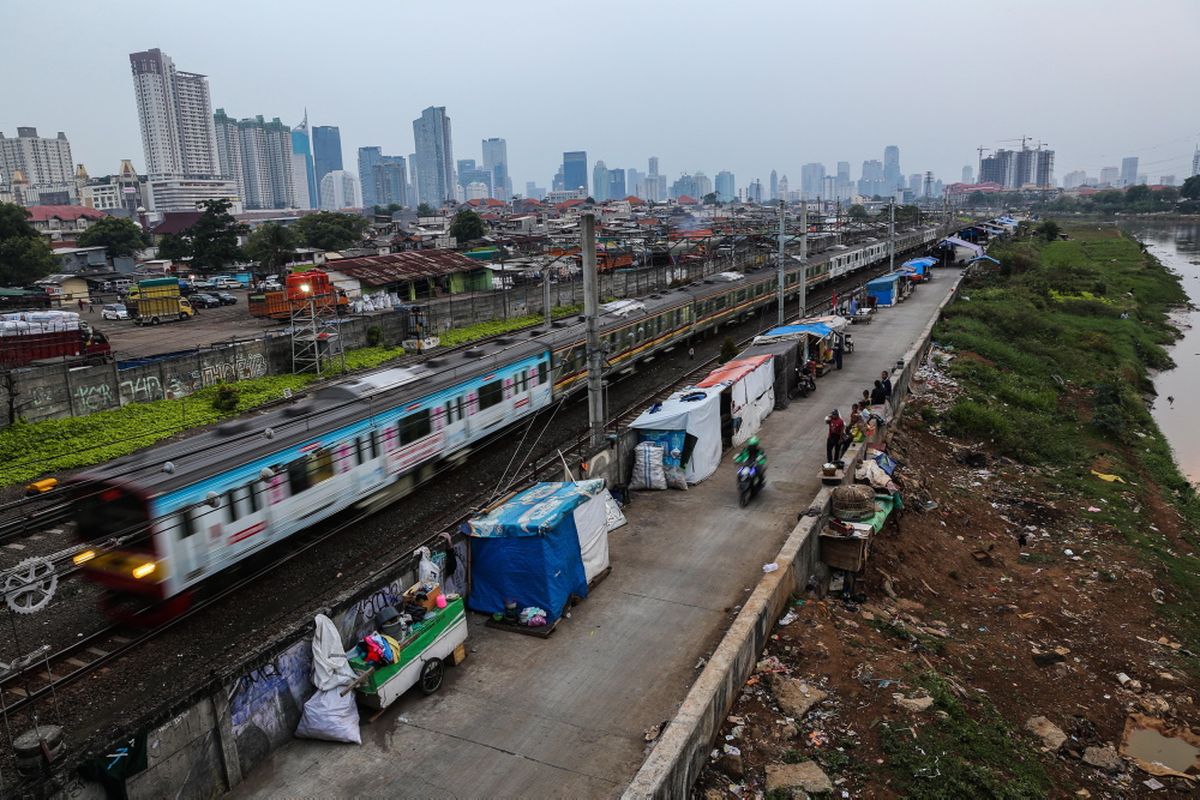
xmin=1123 ymin=220 xmax=1200 ymax=483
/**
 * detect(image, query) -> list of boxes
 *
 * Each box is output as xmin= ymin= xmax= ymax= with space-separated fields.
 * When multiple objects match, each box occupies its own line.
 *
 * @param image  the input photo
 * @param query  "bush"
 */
xmin=212 ymin=383 xmax=240 ymax=412
xmin=719 ymin=336 xmax=737 ymax=363
xmin=366 ymin=325 xmax=382 ymax=347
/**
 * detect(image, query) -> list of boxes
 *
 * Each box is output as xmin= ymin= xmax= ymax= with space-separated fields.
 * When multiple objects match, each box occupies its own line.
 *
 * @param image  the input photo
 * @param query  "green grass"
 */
xmin=438 ymin=304 xmax=582 ymax=348
xmin=879 ymin=673 xmax=1051 ymax=799
xmin=933 ymin=224 xmax=1200 ymax=650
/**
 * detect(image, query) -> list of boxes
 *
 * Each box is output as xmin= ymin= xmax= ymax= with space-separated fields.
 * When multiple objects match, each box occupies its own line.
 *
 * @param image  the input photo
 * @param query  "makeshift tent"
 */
xmin=697 ymin=355 xmax=775 ymax=446
xmin=466 ymin=480 xmax=613 ymax=623
xmin=630 ymin=386 xmax=723 ymax=483
xmin=866 ymin=273 xmax=901 ymax=306
xmin=939 ymin=236 xmax=984 ymax=263
xmin=739 ymin=338 xmax=802 ymax=409
xmin=900 ymin=257 xmax=936 ymax=282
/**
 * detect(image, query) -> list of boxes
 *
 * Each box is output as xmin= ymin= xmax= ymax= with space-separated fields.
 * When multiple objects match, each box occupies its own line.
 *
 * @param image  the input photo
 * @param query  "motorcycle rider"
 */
xmin=735 ymin=435 xmax=768 ymax=489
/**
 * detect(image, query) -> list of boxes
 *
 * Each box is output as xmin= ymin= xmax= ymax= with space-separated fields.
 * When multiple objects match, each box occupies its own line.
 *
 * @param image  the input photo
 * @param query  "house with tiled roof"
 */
xmin=24 ymin=205 xmax=107 ymax=242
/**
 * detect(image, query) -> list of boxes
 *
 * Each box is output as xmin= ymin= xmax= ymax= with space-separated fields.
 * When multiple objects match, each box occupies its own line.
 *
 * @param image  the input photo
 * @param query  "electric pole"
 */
xmin=798 ymin=200 xmax=808 ymax=318
xmin=582 ymin=213 xmax=605 ymax=448
xmin=776 ymin=200 xmax=785 ymax=326
xmin=888 ymin=199 xmax=896 ymax=271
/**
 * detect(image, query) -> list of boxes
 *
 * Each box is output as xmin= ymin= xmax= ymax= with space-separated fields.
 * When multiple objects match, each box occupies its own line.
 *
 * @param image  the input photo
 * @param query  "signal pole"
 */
xmin=582 ymin=213 xmax=605 ymax=448
xmin=888 ymin=199 xmax=896 ymax=271
xmin=798 ymin=200 xmax=808 ymax=318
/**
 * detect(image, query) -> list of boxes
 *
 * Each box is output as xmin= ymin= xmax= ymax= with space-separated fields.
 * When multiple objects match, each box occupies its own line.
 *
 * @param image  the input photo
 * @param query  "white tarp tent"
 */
xmin=697 ymin=355 xmax=776 ymax=446
xmin=630 ymin=386 xmax=723 ymax=484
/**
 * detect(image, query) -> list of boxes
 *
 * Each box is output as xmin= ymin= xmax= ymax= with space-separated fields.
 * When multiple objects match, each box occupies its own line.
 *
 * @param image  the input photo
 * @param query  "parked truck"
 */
xmin=248 ymin=269 xmax=348 ymax=320
xmin=0 ymin=310 xmax=112 ymax=368
xmin=127 ymin=278 xmax=195 ymax=326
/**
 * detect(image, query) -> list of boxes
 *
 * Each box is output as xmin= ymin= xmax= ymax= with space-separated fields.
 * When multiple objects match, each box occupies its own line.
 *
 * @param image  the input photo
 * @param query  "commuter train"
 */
xmin=70 ymin=225 xmax=939 ymax=617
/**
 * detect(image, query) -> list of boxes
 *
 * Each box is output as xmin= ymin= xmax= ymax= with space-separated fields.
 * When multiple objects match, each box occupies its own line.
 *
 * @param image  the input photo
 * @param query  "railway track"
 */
xmin=0 ymin=242 xmax=926 ymax=723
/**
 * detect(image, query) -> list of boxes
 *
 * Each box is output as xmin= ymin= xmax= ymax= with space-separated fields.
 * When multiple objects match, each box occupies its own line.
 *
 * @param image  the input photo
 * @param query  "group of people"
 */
xmin=825 ymin=369 xmax=893 ymax=464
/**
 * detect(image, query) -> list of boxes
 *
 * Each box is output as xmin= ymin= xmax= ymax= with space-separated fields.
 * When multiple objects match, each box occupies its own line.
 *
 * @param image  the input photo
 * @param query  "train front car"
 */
xmin=69 ymin=479 xmax=180 ymax=622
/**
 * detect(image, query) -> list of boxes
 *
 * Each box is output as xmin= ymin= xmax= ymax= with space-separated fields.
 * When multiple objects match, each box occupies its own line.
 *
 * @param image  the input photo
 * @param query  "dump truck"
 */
xmin=248 ymin=269 xmax=348 ymax=320
xmin=0 ymin=311 xmax=112 ymax=368
xmin=127 ymin=278 xmax=195 ymax=326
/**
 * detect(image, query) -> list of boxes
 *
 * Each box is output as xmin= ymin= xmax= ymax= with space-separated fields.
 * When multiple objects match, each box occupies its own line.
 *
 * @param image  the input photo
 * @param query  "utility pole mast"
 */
xmin=888 ymin=199 xmax=895 ymax=271
xmin=776 ymin=200 xmax=786 ymax=326
xmin=582 ymin=213 xmax=605 ymax=448
xmin=798 ymin=200 xmax=808 ymax=318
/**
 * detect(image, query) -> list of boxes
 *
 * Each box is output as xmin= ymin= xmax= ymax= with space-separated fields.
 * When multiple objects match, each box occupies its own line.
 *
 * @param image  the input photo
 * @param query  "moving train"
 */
xmin=70 ymin=225 xmax=940 ymax=617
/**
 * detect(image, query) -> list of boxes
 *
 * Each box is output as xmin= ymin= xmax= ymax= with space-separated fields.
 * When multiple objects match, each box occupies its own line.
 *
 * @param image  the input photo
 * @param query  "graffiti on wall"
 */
xmin=227 ymin=638 xmax=312 ymax=777
xmin=119 ymin=374 xmax=163 ymax=404
xmin=73 ymin=382 xmax=115 ymax=412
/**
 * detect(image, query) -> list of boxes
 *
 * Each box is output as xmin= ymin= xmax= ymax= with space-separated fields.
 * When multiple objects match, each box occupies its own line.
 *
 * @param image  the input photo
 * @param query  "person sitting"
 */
xmin=735 ymin=435 xmax=767 ymax=487
xmin=870 ymin=380 xmax=887 ymax=406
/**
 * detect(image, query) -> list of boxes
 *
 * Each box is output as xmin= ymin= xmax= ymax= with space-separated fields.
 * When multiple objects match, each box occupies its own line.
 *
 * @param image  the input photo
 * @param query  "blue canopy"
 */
xmin=763 ymin=323 xmax=831 ymax=338
xmin=866 ymin=273 xmax=901 ymax=288
xmin=903 ymin=257 xmax=937 ymax=268
xmin=968 ymin=254 xmax=1002 ymax=265
xmin=465 ymin=481 xmax=597 ymax=623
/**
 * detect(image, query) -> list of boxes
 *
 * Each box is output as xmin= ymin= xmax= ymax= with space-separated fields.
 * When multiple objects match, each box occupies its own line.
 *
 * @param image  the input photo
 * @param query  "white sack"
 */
xmin=631 ymin=442 xmax=667 ymax=490
xmin=295 ymin=688 xmax=361 ymax=744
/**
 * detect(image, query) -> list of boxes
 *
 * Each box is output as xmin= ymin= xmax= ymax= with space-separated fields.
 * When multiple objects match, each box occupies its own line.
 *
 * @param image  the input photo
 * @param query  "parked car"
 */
xmin=214 ymin=278 xmax=243 ymax=290
xmin=101 ymin=303 xmax=130 ymax=321
xmin=112 ymin=279 xmax=133 ymax=293
xmin=191 ymin=279 xmax=215 ymax=290
xmin=215 ymin=292 xmax=238 ymax=306
xmin=190 ymin=293 xmax=221 ymax=309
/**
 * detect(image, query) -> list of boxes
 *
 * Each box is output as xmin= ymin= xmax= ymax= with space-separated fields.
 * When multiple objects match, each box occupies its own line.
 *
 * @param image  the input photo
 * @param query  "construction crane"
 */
xmin=997 ymin=136 xmax=1031 ymax=150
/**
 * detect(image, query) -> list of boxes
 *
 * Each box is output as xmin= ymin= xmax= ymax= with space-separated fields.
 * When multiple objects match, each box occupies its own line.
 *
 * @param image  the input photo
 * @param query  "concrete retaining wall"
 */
xmin=622 ymin=269 xmax=964 ymax=799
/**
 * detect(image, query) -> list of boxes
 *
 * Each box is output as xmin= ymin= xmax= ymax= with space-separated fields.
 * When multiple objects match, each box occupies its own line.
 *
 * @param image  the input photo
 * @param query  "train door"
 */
xmin=175 ymin=505 xmax=215 ymax=583
xmin=224 ymin=480 xmax=269 ymax=561
xmin=278 ymin=447 xmax=341 ymax=534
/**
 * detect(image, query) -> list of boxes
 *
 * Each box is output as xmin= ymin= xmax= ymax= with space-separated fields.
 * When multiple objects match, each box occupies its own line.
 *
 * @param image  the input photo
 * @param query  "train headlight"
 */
xmin=73 ymin=550 xmax=97 ymax=565
xmin=132 ymin=562 xmax=156 ymax=579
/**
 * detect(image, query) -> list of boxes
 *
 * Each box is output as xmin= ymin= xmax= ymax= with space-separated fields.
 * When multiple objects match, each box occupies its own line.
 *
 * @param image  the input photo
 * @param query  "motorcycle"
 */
xmin=737 ymin=463 xmax=765 ymax=507
xmin=795 ymin=370 xmax=817 ymax=398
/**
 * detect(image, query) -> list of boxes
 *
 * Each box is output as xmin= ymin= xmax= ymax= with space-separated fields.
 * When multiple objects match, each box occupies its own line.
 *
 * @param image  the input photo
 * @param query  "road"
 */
xmin=231 ymin=271 xmax=960 ymax=799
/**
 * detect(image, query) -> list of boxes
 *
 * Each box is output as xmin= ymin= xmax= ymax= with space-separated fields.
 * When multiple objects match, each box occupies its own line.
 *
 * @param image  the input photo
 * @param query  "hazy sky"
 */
xmin=5 ymin=0 xmax=1199 ymax=189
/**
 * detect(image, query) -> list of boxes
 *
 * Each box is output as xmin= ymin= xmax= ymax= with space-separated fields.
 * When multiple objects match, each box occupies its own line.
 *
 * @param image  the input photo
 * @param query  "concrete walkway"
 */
xmin=231 ymin=274 xmax=959 ymax=799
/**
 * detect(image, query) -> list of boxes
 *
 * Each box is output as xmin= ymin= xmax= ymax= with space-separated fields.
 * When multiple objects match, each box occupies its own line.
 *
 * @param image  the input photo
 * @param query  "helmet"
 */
xmin=747 ymin=436 xmax=760 ymax=446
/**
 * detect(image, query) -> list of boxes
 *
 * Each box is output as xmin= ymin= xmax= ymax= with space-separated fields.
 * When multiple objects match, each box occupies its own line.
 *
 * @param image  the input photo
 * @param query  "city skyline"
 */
xmin=5 ymin=1 xmax=1196 ymax=199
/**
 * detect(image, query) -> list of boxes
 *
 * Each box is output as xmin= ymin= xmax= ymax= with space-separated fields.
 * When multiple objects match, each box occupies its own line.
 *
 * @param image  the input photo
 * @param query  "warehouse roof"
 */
xmin=327 ymin=250 xmax=485 ymax=287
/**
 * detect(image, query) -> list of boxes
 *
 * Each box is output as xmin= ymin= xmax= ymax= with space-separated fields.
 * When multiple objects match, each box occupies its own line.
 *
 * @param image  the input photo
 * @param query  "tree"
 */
xmin=1181 ymin=175 xmax=1200 ymax=201
xmin=702 ymin=192 xmax=718 ymax=205
xmin=449 ymin=209 xmax=485 ymax=243
xmin=156 ymin=232 xmax=192 ymax=262
xmin=719 ymin=336 xmax=738 ymax=364
xmin=416 ymin=202 xmax=436 ymax=217
xmin=189 ymin=198 xmax=246 ymax=270
xmin=0 ymin=202 xmax=56 ymax=285
xmin=244 ymin=223 xmax=298 ymax=275
xmin=76 ymin=216 xmax=150 ymax=259
xmin=847 ymin=204 xmax=869 ymax=220
xmin=1036 ymin=220 xmax=1062 ymax=241
xmin=294 ymin=211 xmax=369 ymax=251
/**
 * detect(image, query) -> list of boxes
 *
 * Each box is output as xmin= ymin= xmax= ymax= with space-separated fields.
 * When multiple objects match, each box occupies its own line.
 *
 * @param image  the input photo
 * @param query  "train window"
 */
xmin=369 ymin=430 xmax=379 ymax=459
xmin=179 ymin=510 xmax=196 ymax=539
xmin=225 ymin=489 xmax=238 ymax=522
xmin=288 ymin=458 xmax=310 ymax=494
xmin=308 ymin=448 xmax=335 ymax=484
xmin=399 ymin=411 xmax=432 ymax=444
xmin=478 ymin=380 xmax=503 ymax=410
xmin=514 ymin=371 xmax=526 ymax=392
xmin=457 ymin=396 xmax=465 ymax=419
xmin=444 ymin=400 xmax=454 ymax=424
xmin=538 ymin=361 xmax=548 ymax=384
xmin=354 ymin=436 xmax=365 ymax=465
xmin=248 ymin=481 xmax=261 ymax=513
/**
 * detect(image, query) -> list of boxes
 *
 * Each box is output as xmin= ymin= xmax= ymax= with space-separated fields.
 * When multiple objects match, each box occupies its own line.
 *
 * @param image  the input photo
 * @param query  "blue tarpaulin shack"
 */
xmin=900 ymin=257 xmax=936 ymax=282
xmin=866 ymin=273 xmax=901 ymax=306
xmin=465 ymin=480 xmax=608 ymax=624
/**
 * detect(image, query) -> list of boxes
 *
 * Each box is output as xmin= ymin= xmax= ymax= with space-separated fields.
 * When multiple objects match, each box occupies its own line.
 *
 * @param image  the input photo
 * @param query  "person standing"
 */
xmin=825 ymin=410 xmax=846 ymax=464
xmin=881 ymin=370 xmax=893 ymax=400
xmin=833 ymin=338 xmax=844 ymax=370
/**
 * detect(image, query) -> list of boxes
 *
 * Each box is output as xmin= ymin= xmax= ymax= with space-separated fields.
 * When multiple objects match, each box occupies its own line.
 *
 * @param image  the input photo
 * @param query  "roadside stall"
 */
xmin=937 ymin=236 xmax=984 ymax=265
xmin=465 ymin=480 xmax=615 ymax=635
xmin=753 ymin=322 xmax=832 ymax=368
xmin=630 ymin=386 xmax=723 ymax=485
xmin=820 ymin=483 xmax=898 ymax=596
xmin=899 ymin=257 xmax=936 ymax=283
xmin=866 ymin=273 xmax=902 ymax=307
xmin=739 ymin=339 xmax=803 ymax=408
xmin=696 ymin=354 xmax=776 ymax=448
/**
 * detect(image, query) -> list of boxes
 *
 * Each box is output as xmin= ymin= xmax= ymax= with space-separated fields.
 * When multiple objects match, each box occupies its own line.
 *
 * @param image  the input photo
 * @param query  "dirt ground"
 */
xmin=693 ymin=358 xmax=1200 ymax=799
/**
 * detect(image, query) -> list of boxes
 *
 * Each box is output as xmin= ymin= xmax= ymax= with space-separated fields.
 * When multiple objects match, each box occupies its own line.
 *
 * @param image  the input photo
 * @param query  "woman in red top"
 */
xmin=825 ymin=410 xmax=846 ymax=464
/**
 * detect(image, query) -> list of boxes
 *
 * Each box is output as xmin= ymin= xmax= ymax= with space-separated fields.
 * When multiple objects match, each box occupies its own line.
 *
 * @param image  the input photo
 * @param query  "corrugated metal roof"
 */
xmin=328 ymin=250 xmax=484 ymax=287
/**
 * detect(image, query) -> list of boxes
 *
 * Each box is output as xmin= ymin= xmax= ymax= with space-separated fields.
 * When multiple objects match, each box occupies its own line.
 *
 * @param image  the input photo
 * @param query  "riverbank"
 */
xmin=693 ymin=226 xmax=1200 ymax=798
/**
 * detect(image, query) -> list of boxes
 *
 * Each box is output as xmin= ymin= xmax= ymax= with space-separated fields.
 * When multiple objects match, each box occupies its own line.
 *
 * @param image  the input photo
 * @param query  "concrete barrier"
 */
xmin=622 ymin=268 xmax=964 ymax=799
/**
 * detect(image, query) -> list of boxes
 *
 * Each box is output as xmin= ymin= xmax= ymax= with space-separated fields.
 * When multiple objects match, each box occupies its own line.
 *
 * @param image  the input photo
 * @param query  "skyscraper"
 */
xmin=800 ymin=163 xmax=826 ymax=198
xmin=648 ymin=156 xmax=659 ymax=176
xmin=563 ymin=151 xmax=588 ymax=194
xmin=372 ymin=156 xmax=408 ymax=207
xmin=1099 ymin=166 xmax=1120 ymax=186
xmin=883 ymin=145 xmax=901 ymax=190
xmin=961 ymin=165 xmax=974 ymax=183
xmin=213 ymin=109 xmax=246 ymax=201
xmin=715 ymin=171 xmax=735 ymax=203
xmin=412 ymin=106 xmax=454 ymax=207
xmin=214 ymin=111 xmax=297 ymax=210
xmin=769 ymin=170 xmax=778 ymax=201
xmin=627 ymin=168 xmax=644 ymax=199
xmin=129 ymin=48 xmax=219 ymax=177
xmin=592 ymin=161 xmax=609 ymax=202
xmin=0 ymin=128 xmax=75 ymax=202
xmin=1192 ymin=148 xmax=1200 ymax=177
xmin=359 ymin=147 xmax=384 ymax=208
xmin=858 ymin=160 xmax=884 ymax=197
xmin=319 ymin=170 xmax=361 ymax=210
xmin=291 ymin=113 xmax=317 ymax=209
xmin=312 ymin=126 xmax=343 ymax=190
xmin=482 ymin=138 xmax=509 ymax=199
xmin=607 ymin=169 xmax=626 ymax=200
xmin=1120 ymin=156 xmax=1139 ymax=187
